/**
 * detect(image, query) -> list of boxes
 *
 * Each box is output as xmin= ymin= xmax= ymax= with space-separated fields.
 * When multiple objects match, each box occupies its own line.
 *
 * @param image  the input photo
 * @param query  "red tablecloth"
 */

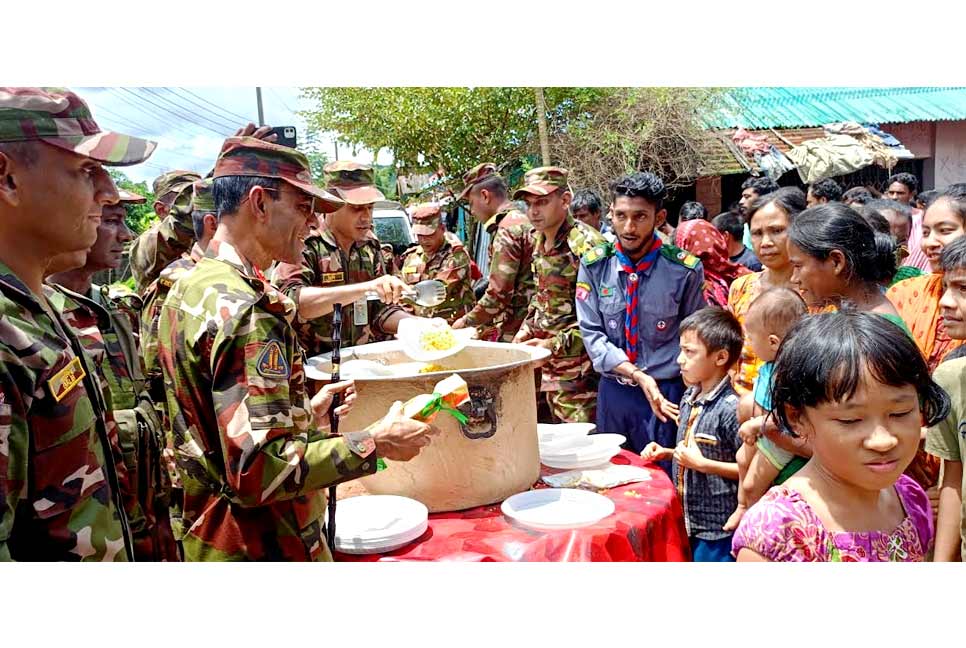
xmin=335 ymin=450 xmax=690 ymax=562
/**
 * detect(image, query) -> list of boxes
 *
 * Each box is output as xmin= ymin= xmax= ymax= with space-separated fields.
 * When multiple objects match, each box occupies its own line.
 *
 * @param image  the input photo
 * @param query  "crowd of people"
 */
xmin=1 ymin=86 xmax=964 ymax=563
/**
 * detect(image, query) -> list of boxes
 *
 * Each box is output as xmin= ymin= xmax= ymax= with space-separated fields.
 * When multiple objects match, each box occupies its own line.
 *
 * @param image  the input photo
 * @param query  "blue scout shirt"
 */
xmin=575 ymin=242 xmax=706 ymax=381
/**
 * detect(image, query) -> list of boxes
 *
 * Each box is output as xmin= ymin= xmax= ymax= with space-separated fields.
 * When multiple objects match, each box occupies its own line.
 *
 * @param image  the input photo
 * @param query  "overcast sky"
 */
xmin=75 ymin=87 xmax=390 ymax=185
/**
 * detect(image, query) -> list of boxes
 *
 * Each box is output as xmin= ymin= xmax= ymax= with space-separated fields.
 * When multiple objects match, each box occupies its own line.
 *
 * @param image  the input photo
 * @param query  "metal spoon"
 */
xmin=366 ymin=279 xmax=446 ymax=308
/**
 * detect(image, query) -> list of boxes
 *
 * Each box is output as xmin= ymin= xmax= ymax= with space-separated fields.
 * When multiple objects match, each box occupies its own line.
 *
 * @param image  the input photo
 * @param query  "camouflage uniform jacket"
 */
xmin=47 ymin=284 xmax=179 ymax=561
xmin=274 ymin=224 xmax=405 ymax=358
xmin=158 ymin=240 xmax=377 ymax=561
xmin=396 ymin=231 xmax=475 ymax=322
xmin=140 ymin=242 xmax=206 ymax=382
xmin=521 ymin=217 xmax=606 ymax=392
xmin=0 ymin=262 xmax=134 ymax=561
xmin=463 ymin=203 xmax=536 ymax=342
xmin=129 ymin=190 xmax=195 ymax=294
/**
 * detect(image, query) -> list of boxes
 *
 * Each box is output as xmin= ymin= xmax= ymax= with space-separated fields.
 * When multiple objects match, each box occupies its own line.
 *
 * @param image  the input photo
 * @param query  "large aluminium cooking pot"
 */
xmin=305 ymin=340 xmax=549 ymax=512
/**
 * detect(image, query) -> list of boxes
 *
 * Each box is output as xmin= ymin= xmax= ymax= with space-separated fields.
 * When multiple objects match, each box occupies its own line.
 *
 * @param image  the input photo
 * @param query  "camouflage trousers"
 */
xmin=545 ymin=390 xmax=597 ymax=424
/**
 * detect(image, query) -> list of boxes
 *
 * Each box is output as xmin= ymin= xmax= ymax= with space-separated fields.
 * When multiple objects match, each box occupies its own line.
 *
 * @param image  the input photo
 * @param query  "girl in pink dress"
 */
xmin=733 ymin=311 xmax=949 ymax=561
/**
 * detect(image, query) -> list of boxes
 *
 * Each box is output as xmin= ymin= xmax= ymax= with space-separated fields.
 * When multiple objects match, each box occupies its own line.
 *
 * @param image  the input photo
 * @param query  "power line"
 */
xmin=91 ymin=105 xmax=160 ymax=136
xmin=109 ymin=88 xmax=209 ymax=140
xmin=164 ymin=88 xmax=250 ymax=131
xmin=142 ymin=87 xmax=238 ymax=132
xmin=131 ymin=87 xmax=234 ymax=136
xmin=269 ymin=88 xmax=297 ymax=115
xmin=177 ymin=87 xmax=254 ymax=123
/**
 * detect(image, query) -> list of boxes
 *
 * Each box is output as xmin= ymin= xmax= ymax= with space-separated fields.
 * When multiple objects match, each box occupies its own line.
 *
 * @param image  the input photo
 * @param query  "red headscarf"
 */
xmin=674 ymin=219 xmax=751 ymax=308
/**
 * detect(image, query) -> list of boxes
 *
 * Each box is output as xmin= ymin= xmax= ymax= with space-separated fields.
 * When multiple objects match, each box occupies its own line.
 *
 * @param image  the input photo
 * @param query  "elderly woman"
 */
xmin=786 ymin=202 xmax=908 ymax=333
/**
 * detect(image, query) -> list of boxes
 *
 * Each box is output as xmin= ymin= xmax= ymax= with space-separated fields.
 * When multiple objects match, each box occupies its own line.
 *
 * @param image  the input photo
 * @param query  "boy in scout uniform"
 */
xmin=274 ymin=161 xmax=416 ymax=358
xmin=575 ymin=171 xmax=706 ymax=464
xmin=397 ymin=203 xmax=475 ymax=322
xmin=512 ymin=166 xmax=606 ymax=424
xmin=0 ymin=86 xmax=157 ymax=561
xmin=157 ymin=138 xmax=439 ymax=561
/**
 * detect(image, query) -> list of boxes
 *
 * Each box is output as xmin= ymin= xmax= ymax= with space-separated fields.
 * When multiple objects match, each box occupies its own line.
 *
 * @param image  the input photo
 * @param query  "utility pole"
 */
xmin=534 ymin=87 xmax=551 ymax=166
xmin=255 ymin=87 xmax=265 ymax=126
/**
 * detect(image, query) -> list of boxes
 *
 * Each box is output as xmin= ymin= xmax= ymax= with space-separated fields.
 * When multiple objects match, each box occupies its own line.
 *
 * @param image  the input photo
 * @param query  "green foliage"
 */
xmin=373 ymin=164 xmax=397 ymax=200
xmin=108 ymin=169 xmax=158 ymax=235
xmin=298 ymin=87 xmax=609 ymax=193
xmin=301 ymin=131 xmax=330 ymax=184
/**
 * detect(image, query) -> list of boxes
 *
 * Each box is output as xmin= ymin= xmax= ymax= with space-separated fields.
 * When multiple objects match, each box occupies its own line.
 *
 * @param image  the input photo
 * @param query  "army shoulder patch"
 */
xmin=256 ymin=340 xmax=290 ymax=379
xmin=581 ymin=243 xmax=612 ymax=266
xmin=575 ymin=281 xmax=592 ymax=301
xmin=660 ymin=244 xmax=700 ymax=270
xmin=48 ymin=356 xmax=86 ymax=402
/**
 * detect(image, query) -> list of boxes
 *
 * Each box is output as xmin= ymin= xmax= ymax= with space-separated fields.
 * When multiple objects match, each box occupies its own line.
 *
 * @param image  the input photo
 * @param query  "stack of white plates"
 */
xmin=502 ymin=488 xmax=615 ymax=531
xmin=333 ymin=495 xmax=429 ymax=555
xmin=538 ymin=425 xmax=626 ymax=470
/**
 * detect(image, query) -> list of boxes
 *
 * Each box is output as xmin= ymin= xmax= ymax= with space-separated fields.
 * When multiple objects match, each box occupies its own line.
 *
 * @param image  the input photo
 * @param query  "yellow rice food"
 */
xmin=420 ymin=328 xmax=457 ymax=352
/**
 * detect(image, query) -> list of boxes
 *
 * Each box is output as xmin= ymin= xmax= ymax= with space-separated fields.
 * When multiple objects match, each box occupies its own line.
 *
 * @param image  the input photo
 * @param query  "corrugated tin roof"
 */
xmin=699 ymin=127 xmax=827 ymax=176
xmin=705 ymin=87 xmax=966 ymax=130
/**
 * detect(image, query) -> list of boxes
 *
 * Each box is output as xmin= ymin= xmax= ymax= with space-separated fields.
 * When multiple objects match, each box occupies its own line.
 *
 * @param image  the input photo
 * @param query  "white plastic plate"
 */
xmin=536 ymin=422 xmax=596 ymax=444
xmin=395 ymin=318 xmax=475 ymax=362
xmin=333 ymin=495 xmax=429 ymax=555
xmin=501 ymin=488 xmax=616 ymax=531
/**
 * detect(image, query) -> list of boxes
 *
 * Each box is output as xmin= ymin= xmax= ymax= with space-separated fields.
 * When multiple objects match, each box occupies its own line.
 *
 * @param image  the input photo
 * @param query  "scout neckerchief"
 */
xmin=614 ymin=235 xmax=663 ymax=363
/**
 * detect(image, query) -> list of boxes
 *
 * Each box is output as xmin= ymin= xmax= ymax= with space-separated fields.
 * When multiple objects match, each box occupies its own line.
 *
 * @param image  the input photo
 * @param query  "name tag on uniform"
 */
xmin=48 ymin=356 xmax=86 ymax=402
xmin=322 ymin=272 xmax=344 ymax=284
xmin=353 ymin=299 xmax=368 ymax=326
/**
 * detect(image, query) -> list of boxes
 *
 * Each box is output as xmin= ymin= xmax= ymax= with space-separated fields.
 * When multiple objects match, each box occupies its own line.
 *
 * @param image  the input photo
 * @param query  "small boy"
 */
xmin=641 ymin=308 xmax=743 ymax=562
xmin=723 ymin=288 xmax=809 ymax=531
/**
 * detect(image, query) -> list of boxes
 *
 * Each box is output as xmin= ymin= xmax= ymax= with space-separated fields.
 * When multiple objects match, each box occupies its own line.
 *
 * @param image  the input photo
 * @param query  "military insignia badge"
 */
xmin=48 ymin=356 xmax=86 ymax=402
xmin=322 ymin=272 xmax=345 ymax=284
xmin=256 ymin=340 xmax=290 ymax=379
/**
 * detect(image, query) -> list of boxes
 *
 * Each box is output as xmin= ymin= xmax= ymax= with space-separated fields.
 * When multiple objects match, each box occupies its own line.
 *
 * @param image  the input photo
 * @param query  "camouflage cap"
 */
xmin=0 ymin=87 xmax=156 ymax=166
xmin=410 ymin=203 xmax=443 ymax=236
xmin=153 ymin=170 xmax=201 ymax=203
xmin=213 ymin=137 xmax=344 ymax=213
xmin=323 ymin=160 xmax=385 ymax=205
xmin=117 ymin=188 xmax=146 ymax=204
xmin=458 ymin=162 xmax=500 ymax=200
xmin=512 ymin=166 xmax=570 ymax=200
xmin=190 ymin=178 xmax=215 ymax=214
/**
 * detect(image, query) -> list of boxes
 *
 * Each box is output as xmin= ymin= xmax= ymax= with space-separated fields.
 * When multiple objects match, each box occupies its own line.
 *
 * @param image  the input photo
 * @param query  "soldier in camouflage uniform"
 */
xmin=48 ymin=188 xmax=180 ymax=561
xmin=158 ymin=137 xmax=438 ymax=561
xmin=141 ymin=179 xmax=216 ymax=382
xmin=396 ymin=203 xmax=475 ymax=322
xmin=139 ymin=179 xmax=217 ymax=541
xmin=512 ymin=167 xmax=606 ymax=424
xmin=0 ymin=87 xmax=157 ymax=560
xmin=129 ymin=124 xmax=282 ymax=294
xmin=128 ymin=170 xmax=201 ymax=294
xmin=274 ymin=161 xmax=416 ymax=358
xmin=452 ymin=163 xmax=536 ymax=342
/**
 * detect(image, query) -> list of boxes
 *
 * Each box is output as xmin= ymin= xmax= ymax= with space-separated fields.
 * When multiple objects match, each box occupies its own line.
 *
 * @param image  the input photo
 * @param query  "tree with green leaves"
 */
xmin=108 ymin=169 xmax=158 ymax=236
xmin=299 ymin=87 xmax=607 ymax=194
